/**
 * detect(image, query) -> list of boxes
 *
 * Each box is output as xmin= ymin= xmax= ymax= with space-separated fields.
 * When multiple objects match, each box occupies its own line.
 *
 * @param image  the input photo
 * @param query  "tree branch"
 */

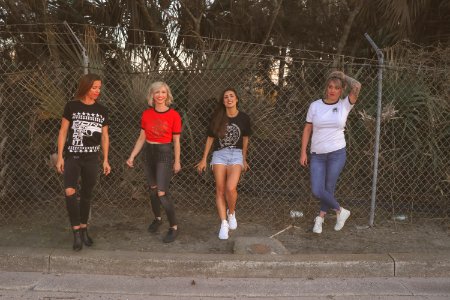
xmin=261 ymin=0 xmax=283 ymax=45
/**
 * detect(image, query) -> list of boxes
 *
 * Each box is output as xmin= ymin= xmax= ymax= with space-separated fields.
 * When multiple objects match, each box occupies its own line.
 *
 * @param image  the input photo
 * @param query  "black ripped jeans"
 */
xmin=63 ymin=154 xmax=98 ymax=227
xmin=144 ymin=143 xmax=177 ymax=227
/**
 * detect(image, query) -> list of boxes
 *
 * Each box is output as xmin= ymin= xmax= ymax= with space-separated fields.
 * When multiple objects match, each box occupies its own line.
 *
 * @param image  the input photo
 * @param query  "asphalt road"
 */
xmin=1 ymin=271 xmax=449 ymax=299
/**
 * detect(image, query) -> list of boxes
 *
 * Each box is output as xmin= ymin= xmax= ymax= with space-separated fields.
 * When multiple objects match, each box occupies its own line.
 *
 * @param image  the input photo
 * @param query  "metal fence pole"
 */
xmin=364 ymin=33 xmax=384 ymax=227
xmin=64 ymin=21 xmax=89 ymax=74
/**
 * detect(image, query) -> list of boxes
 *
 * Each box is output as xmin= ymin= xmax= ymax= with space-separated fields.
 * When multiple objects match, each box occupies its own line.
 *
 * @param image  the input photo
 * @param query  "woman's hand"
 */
xmin=56 ymin=157 xmax=64 ymax=174
xmin=173 ymin=161 xmax=181 ymax=174
xmin=196 ymin=159 xmax=207 ymax=174
xmin=329 ymin=70 xmax=345 ymax=80
xmin=103 ymin=161 xmax=111 ymax=175
xmin=126 ymin=157 xmax=134 ymax=168
xmin=243 ymin=159 xmax=250 ymax=172
xmin=300 ymin=152 xmax=308 ymax=167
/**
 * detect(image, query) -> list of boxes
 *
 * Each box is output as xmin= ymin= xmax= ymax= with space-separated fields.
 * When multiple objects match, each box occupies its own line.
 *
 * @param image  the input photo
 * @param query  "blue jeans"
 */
xmin=310 ymin=147 xmax=346 ymax=213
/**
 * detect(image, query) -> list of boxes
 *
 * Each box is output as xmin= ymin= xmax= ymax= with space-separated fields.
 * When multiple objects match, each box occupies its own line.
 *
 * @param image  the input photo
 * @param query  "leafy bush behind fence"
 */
xmin=0 ymin=24 xmax=448 ymax=227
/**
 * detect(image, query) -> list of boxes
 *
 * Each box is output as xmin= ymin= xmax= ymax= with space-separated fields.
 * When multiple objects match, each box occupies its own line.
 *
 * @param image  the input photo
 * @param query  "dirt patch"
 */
xmin=0 ymin=208 xmax=449 ymax=255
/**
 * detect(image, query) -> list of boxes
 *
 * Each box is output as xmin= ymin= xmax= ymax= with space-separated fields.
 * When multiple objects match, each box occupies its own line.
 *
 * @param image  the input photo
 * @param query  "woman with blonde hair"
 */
xmin=300 ymin=71 xmax=361 ymax=234
xmin=127 ymin=81 xmax=182 ymax=243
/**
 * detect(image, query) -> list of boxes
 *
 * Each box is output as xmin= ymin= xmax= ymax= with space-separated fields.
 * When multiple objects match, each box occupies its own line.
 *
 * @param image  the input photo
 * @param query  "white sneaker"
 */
xmin=335 ymin=208 xmax=350 ymax=231
xmin=218 ymin=220 xmax=229 ymax=240
xmin=313 ymin=216 xmax=324 ymax=234
xmin=227 ymin=209 xmax=237 ymax=230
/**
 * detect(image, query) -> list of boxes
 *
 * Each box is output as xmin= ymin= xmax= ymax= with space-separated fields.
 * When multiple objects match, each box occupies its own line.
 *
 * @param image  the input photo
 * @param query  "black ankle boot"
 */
xmin=80 ymin=227 xmax=93 ymax=247
xmin=72 ymin=229 xmax=83 ymax=251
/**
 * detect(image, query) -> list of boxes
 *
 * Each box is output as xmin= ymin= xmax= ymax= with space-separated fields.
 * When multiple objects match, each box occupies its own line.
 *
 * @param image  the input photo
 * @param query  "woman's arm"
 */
xmin=242 ymin=136 xmax=250 ymax=171
xmin=126 ymin=129 xmax=146 ymax=168
xmin=345 ymin=75 xmax=361 ymax=104
xmin=56 ymin=118 xmax=70 ymax=174
xmin=173 ymin=134 xmax=181 ymax=173
xmin=101 ymin=125 xmax=111 ymax=175
xmin=300 ymin=123 xmax=312 ymax=167
xmin=196 ymin=136 xmax=214 ymax=173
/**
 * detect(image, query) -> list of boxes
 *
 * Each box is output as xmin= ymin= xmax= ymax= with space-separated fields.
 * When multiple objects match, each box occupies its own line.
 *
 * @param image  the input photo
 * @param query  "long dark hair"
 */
xmin=210 ymin=88 xmax=239 ymax=138
xmin=74 ymin=73 xmax=102 ymax=100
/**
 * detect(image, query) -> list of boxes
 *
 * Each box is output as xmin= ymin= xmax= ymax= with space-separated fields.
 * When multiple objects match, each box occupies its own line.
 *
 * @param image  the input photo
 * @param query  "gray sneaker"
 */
xmin=163 ymin=228 xmax=178 ymax=243
xmin=147 ymin=218 xmax=162 ymax=233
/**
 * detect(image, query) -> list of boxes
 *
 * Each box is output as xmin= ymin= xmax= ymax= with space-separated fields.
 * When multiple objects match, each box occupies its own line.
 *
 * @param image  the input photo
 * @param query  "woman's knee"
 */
xmin=65 ymin=188 xmax=76 ymax=196
xmin=215 ymin=182 xmax=225 ymax=195
xmin=225 ymin=186 xmax=237 ymax=197
xmin=311 ymin=187 xmax=325 ymax=200
xmin=215 ymin=187 xmax=226 ymax=197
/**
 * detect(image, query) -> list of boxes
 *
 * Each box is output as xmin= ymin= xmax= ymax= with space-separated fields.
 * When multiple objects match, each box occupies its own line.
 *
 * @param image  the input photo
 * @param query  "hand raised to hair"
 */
xmin=329 ymin=70 xmax=345 ymax=80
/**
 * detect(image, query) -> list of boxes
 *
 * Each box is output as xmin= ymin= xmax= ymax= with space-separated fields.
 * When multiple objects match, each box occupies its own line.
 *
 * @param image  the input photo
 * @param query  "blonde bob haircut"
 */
xmin=147 ymin=81 xmax=174 ymax=107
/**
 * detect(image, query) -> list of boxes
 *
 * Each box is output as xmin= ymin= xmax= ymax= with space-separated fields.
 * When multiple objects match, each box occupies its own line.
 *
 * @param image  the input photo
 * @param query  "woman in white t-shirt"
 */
xmin=300 ymin=71 xmax=361 ymax=234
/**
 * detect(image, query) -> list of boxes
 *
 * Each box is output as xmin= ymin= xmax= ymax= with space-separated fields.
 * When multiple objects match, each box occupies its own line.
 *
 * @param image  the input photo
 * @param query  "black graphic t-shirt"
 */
xmin=207 ymin=112 xmax=252 ymax=151
xmin=62 ymin=100 xmax=109 ymax=156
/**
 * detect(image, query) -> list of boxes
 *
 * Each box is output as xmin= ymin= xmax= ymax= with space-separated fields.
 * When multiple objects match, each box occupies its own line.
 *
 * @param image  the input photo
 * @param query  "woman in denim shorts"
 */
xmin=300 ymin=71 xmax=361 ymax=234
xmin=197 ymin=88 xmax=252 ymax=240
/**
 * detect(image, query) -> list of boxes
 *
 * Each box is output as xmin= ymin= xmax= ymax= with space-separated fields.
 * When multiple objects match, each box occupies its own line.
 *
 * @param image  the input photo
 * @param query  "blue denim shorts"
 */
xmin=210 ymin=148 xmax=243 ymax=167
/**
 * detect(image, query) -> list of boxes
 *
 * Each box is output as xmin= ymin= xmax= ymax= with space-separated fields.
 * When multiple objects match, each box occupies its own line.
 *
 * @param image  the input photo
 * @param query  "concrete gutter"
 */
xmin=390 ymin=253 xmax=450 ymax=277
xmin=0 ymin=246 xmax=448 ymax=278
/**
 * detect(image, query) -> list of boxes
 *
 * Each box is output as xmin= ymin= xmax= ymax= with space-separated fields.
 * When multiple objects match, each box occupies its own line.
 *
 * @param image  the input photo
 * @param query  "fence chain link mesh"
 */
xmin=0 ymin=24 xmax=448 ymax=227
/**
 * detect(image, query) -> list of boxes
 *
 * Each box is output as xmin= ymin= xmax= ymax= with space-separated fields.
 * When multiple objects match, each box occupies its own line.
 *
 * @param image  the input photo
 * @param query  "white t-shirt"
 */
xmin=306 ymin=96 xmax=354 ymax=154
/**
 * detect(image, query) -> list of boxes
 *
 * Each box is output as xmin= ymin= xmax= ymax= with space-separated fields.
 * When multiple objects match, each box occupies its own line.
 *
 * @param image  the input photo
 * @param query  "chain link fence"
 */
xmin=0 ymin=24 xmax=449 ymax=227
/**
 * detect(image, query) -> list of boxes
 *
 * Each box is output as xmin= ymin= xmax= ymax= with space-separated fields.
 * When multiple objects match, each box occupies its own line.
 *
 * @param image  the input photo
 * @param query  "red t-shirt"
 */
xmin=141 ymin=107 xmax=182 ymax=143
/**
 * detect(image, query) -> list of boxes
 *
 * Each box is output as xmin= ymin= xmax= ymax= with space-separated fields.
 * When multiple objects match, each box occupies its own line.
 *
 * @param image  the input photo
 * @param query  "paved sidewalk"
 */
xmin=1 ymin=271 xmax=450 ymax=299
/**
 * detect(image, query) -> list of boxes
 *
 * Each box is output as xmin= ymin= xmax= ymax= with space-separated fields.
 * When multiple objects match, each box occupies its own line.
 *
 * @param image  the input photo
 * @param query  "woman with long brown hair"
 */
xmin=197 ymin=88 xmax=252 ymax=240
xmin=56 ymin=73 xmax=111 ymax=251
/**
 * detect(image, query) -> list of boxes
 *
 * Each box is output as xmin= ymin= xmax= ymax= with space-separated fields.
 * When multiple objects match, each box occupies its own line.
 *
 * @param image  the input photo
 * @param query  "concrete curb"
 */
xmin=0 ymin=247 xmax=50 ymax=273
xmin=0 ymin=246 xmax=449 ymax=278
xmin=49 ymin=250 xmax=393 ymax=278
xmin=390 ymin=253 xmax=450 ymax=277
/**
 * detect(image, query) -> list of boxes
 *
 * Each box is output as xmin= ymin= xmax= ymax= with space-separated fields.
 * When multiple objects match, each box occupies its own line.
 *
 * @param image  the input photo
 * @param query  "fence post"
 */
xmin=63 ymin=21 xmax=89 ymax=74
xmin=364 ymin=33 xmax=384 ymax=227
